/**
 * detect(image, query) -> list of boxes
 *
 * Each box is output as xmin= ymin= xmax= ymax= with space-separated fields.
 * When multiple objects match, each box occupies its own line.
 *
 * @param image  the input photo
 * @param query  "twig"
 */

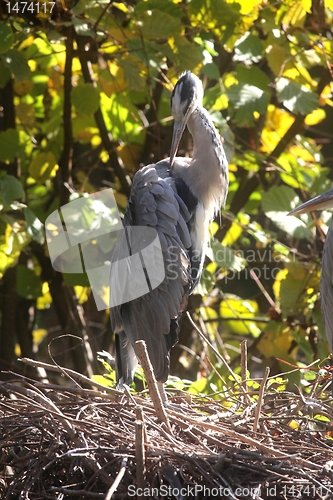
xmin=240 ymin=340 xmax=251 ymax=404
xmin=3 ymin=382 xmax=76 ymax=440
xmin=92 ymin=0 xmax=112 ymax=30
xmin=186 ymin=312 xmax=248 ymax=398
xmin=105 ymin=457 xmax=128 ymax=500
xmin=165 ymin=408 xmax=322 ymax=469
xmin=249 ymin=269 xmax=279 ymax=313
xmin=135 ymin=406 xmax=146 ymax=492
xmin=18 ymin=357 xmax=121 ymax=395
xmin=135 ymin=340 xmax=171 ymax=430
xmin=253 ymin=367 xmax=270 ymax=433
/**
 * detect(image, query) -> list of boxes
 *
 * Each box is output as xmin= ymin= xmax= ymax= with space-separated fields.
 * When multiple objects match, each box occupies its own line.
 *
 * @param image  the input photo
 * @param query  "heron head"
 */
xmin=169 ymin=71 xmax=203 ymax=168
xmin=288 ymin=188 xmax=333 ymax=216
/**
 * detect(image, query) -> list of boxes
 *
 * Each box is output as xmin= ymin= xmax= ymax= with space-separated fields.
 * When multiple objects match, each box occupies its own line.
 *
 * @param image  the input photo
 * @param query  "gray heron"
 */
xmin=110 ymin=71 xmax=229 ymax=402
xmin=289 ymin=189 xmax=333 ymax=391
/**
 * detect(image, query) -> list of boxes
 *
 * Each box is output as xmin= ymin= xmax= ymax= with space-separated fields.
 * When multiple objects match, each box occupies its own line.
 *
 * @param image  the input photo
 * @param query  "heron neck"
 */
xmin=184 ymin=106 xmax=228 ymax=219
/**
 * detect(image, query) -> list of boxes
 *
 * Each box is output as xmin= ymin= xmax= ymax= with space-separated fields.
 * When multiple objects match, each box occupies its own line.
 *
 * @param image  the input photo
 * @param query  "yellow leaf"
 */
xmin=222 ymin=213 xmax=249 ymax=246
xmin=209 ymin=221 xmax=219 ymax=236
xmin=232 ymin=0 xmax=262 ymax=15
xmin=261 ymin=105 xmax=294 ymax=153
xmin=304 ymin=108 xmax=326 ymax=126
xmin=273 ymin=268 xmax=288 ymax=302
xmin=301 ymin=0 xmax=312 ymax=13
xmin=91 ymin=374 xmax=115 ymax=388
xmin=33 ymin=328 xmax=47 ymax=345
xmin=222 ymin=221 xmax=242 ymax=246
xmin=16 ymin=102 xmax=35 ymax=126
xmin=37 ymin=282 xmax=52 ymax=310
xmin=118 ymin=144 xmax=141 ymax=172
xmin=257 ymin=325 xmax=294 ymax=358
xmin=289 ymin=420 xmax=299 ymax=430
xmin=76 ymin=130 xmax=94 ymax=141
xmin=100 ymin=75 xmax=127 ymax=96
xmin=289 ymin=144 xmax=316 ymax=162
xmin=48 ymin=69 xmax=62 ymax=90
xmin=293 ymin=62 xmax=317 ymax=87
xmin=319 ymin=85 xmax=333 ymax=106
xmin=281 ymin=1 xmax=306 ymax=27
xmin=74 ymin=286 xmax=90 ymax=304
xmin=14 ymin=79 xmax=33 ymax=96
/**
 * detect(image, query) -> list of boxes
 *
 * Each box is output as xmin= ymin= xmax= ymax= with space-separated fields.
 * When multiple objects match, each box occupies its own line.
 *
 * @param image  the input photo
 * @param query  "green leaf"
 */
xmin=0 ymin=23 xmax=14 ymax=53
xmin=72 ymin=83 xmax=100 ymax=115
xmin=139 ymin=10 xmax=181 ymax=39
xmin=220 ymin=296 xmax=260 ymax=336
xmin=0 ymin=129 xmax=19 ymax=161
xmin=189 ymin=0 xmax=241 ymax=30
xmin=202 ymin=63 xmax=220 ymax=80
xmin=236 ymin=65 xmax=270 ymax=89
xmin=24 ymin=208 xmax=45 ymax=244
xmin=280 ymin=261 xmax=314 ymax=315
xmin=0 ymin=174 xmax=25 ymax=207
xmin=119 ymin=58 xmax=145 ymax=92
xmin=262 ymin=186 xmax=312 ymax=239
xmin=135 ymin=0 xmax=182 ymax=18
xmin=17 ymin=265 xmax=42 ymax=299
xmin=3 ymin=49 xmax=30 ymax=82
xmin=168 ymin=35 xmax=203 ymax=69
xmin=228 ymin=66 xmax=270 ymax=125
xmin=28 ymin=152 xmax=58 ymax=182
xmin=64 ymin=272 xmax=91 ymax=287
xmin=234 ymin=32 xmax=264 ymax=63
xmin=0 ymin=59 xmax=11 ymax=88
xmin=228 ymin=83 xmax=269 ymax=126
xmin=209 ymin=240 xmax=246 ymax=271
xmin=72 ymin=17 xmax=97 ymax=38
xmin=276 ymin=78 xmax=318 ymax=114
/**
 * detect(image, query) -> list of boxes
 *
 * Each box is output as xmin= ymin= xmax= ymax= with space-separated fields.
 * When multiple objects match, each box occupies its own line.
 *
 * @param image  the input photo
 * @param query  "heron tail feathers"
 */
xmin=115 ymin=330 xmax=138 ymax=388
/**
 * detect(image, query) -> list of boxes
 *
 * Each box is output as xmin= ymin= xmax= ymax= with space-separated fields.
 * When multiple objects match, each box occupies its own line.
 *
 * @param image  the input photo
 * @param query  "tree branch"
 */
xmin=76 ymin=35 xmax=132 ymax=196
xmin=58 ymin=25 xmax=74 ymax=205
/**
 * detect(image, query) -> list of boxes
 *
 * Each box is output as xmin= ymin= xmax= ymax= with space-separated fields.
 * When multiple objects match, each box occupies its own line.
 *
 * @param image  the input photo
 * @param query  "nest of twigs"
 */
xmin=1 ymin=355 xmax=333 ymax=500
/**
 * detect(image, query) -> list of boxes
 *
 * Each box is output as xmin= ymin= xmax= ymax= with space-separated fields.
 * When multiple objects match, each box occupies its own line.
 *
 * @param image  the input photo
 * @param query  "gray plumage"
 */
xmin=289 ymin=188 xmax=333 ymax=390
xmin=110 ymin=72 xmax=229 ymax=398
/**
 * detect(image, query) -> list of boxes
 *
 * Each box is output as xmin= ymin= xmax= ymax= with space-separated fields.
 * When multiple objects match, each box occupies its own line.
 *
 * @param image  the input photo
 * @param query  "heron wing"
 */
xmin=110 ymin=159 xmax=197 ymax=383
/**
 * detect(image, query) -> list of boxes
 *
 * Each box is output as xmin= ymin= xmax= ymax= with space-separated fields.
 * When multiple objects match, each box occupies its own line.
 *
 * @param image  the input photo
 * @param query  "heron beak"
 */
xmin=288 ymin=188 xmax=333 ymax=216
xmin=169 ymin=118 xmax=187 ymax=169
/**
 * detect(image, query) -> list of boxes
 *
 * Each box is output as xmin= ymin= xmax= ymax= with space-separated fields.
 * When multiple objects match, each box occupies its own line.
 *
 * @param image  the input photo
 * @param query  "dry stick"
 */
xmin=105 ymin=457 xmax=128 ymax=500
xmin=135 ymin=340 xmax=171 ymax=430
xmin=249 ymin=269 xmax=280 ymax=314
xmin=18 ymin=357 xmax=122 ymax=395
xmin=240 ymin=340 xmax=252 ymax=404
xmin=4 ymin=383 xmax=76 ymax=440
xmin=253 ymin=366 xmax=270 ymax=433
xmin=135 ymin=406 xmax=146 ymax=492
xmin=186 ymin=312 xmax=248 ymax=398
xmin=165 ymin=409 xmax=321 ymax=470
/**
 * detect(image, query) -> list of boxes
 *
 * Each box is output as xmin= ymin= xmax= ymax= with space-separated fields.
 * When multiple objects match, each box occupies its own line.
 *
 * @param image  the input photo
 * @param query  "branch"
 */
xmin=76 ymin=35 xmax=131 ymax=197
xmin=58 ymin=25 xmax=74 ymax=205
